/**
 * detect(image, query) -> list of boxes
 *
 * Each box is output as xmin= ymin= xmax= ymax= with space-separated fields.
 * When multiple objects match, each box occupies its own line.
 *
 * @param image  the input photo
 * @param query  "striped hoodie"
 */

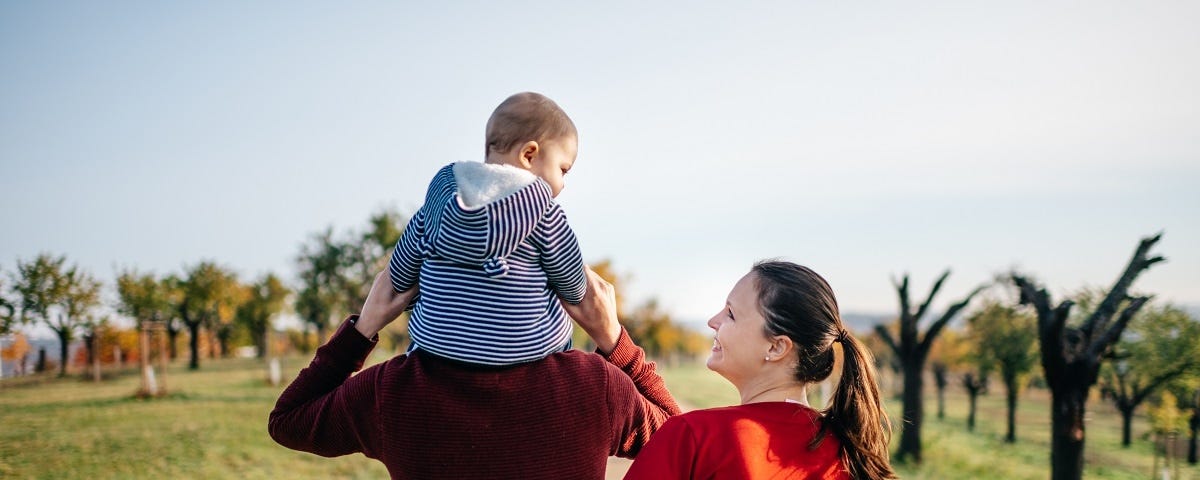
xmin=388 ymin=162 xmax=587 ymax=365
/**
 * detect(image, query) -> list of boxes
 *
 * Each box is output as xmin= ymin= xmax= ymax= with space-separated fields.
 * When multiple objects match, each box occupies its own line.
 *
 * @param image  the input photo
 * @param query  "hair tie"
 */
xmin=835 ymin=329 xmax=849 ymax=344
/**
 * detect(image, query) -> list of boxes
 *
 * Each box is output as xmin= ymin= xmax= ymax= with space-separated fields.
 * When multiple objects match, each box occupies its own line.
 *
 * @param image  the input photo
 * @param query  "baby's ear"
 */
xmin=518 ymin=141 xmax=539 ymax=168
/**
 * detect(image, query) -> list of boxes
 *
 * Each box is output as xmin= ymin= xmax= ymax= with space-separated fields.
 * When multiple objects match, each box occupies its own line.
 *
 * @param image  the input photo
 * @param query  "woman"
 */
xmin=625 ymin=261 xmax=896 ymax=479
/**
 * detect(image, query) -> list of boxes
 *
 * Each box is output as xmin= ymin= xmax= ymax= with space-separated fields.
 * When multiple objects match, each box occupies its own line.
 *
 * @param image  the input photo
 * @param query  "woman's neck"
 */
xmin=738 ymin=379 xmax=809 ymax=406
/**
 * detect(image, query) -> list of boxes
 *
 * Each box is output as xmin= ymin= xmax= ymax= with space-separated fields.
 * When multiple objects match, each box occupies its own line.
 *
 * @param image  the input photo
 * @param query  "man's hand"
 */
xmin=561 ymin=267 xmax=621 ymax=354
xmin=355 ymin=272 xmax=417 ymax=339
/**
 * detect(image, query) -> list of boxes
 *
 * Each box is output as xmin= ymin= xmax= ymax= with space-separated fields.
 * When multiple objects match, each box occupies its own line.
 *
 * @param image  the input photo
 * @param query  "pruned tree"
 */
xmin=967 ymin=300 xmax=1039 ymax=442
xmin=160 ymin=274 xmax=184 ymax=360
xmin=928 ymin=329 xmax=969 ymax=421
xmin=116 ymin=269 xmax=173 ymax=389
xmin=339 ymin=209 xmax=407 ymax=315
xmin=176 ymin=261 xmax=239 ymax=369
xmin=12 ymin=254 xmax=100 ymax=377
xmin=962 ymin=369 xmax=989 ymax=432
xmin=1098 ymin=303 xmax=1200 ymax=447
xmin=212 ymin=278 xmax=247 ymax=358
xmin=235 ymin=273 xmax=290 ymax=358
xmin=875 ymin=270 xmax=983 ymax=462
xmin=0 ymin=275 xmax=17 ymax=336
xmin=1012 ymin=233 xmax=1164 ymax=480
xmin=295 ymin=228 xmax=345 ymax=342
xmin=1181 ymin=385 xmax=1200 ymax=464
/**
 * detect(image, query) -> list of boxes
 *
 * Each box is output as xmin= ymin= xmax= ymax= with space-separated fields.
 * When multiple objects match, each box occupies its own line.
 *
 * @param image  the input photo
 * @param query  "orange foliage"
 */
xmin=2 ymin=333 xmax=31 ymax=361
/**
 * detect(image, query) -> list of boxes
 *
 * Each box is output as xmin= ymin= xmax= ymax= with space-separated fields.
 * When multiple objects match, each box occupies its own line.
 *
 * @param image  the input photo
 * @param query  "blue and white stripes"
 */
xmin=388 ymin=163 xmax=587 ymax=365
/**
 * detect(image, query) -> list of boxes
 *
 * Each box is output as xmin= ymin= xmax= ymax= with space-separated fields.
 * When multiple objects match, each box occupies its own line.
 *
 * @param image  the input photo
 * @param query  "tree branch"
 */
xmin=874 ymin=324 xmax=900 ymax=357
xmin=1081 ymin=233 xmax=1165 ymax=339
xmin=919 ymin=284 xmax=985 ymax=359
xmin=913 ymin=270 xmax=951 ymax=326
xmin=1086 ymin=296 xmax=1150 ymax=361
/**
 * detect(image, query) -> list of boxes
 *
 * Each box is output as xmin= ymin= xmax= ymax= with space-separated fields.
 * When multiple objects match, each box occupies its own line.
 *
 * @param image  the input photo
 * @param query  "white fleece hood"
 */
xmin=420 ymin=162 xmax=554 ymax=278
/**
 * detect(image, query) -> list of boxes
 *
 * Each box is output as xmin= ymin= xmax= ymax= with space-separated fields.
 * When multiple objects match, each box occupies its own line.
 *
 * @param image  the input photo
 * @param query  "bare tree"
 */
xmin=875 ymin=270 xmax=983 ymax=462
xmin=1012 ymin=233 xmax=1164 ymax=480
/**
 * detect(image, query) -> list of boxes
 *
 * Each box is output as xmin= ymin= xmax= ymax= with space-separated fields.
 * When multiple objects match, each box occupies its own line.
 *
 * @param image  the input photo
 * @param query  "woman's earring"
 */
xmin=764 ymin=356 xmax=771 ymax=361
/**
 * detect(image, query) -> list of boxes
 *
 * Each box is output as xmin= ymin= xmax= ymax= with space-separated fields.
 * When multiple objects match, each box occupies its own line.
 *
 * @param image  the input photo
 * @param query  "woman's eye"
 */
xmin=727 ymin=308 xmax=735 ymax=320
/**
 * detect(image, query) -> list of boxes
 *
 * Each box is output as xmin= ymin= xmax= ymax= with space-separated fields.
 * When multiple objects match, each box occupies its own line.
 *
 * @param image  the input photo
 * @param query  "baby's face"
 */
xmin=530 ymin=135 xmax=577 ymax=197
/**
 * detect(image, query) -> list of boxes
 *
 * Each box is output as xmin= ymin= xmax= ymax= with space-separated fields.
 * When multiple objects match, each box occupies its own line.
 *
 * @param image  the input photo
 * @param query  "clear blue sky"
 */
xmin=2 ymin=1 xmax=1197 ymax=325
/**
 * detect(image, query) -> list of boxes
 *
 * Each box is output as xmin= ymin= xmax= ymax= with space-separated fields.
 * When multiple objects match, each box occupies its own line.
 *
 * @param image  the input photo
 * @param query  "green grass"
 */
xmin=2 ymin=357 xmax=1197 ymax=479
xmin=0 ymin=358 xmax=388 ymax=479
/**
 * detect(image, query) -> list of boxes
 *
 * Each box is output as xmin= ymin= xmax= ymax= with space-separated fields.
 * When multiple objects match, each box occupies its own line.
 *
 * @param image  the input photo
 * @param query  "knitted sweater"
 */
xmin=268 ymin=317 xmax=680 ymax=480
xmin=388 ymin=162 xmax=587 ymax=365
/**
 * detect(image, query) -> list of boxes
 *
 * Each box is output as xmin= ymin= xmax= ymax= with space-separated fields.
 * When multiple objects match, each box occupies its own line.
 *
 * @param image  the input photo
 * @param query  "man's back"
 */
xmin=269 ymin=320 xmax=678 ymax=480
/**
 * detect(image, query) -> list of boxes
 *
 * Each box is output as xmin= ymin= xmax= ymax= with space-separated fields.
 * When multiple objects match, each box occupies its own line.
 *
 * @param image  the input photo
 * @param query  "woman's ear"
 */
xmin=767 ymin=335 xmax=794 ymax=360
xmin=518 ymin=141 xmax=540 ymax=168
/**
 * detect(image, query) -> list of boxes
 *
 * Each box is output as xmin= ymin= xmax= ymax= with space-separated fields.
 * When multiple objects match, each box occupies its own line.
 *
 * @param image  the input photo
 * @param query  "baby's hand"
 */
xmin=560 ymin=267 xmax=621 ymax=354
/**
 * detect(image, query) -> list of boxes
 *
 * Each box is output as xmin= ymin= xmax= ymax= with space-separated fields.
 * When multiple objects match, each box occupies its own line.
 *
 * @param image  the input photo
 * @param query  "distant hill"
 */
xmin=674 ymin=311 xmax=891 ymax=336
xmin=841 ymin=312 xmax=893 ymax=333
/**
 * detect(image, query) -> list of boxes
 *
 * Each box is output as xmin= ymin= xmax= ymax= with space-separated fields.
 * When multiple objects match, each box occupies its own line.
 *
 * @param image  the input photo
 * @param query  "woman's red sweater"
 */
xmin=624 ymin=402 xmax=850 ymax=479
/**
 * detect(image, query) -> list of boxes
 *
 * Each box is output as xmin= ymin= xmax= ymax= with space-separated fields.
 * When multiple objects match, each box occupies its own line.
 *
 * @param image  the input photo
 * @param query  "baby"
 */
xmin=388 ymin=92 xmax=587 ymax=366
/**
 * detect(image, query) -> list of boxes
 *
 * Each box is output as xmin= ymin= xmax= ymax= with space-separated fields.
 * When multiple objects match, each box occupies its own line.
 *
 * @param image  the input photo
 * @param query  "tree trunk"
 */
xmin=968 ymin=390 xmax=978 ymax=432
xmin=92 ymin=333 xmax=101 ymax=383
xmin=57 ymin=332 xmax=69 ymax=377
xmin=187 ymin=322 xmax=201 ymax=370
xmin=1119 ymin=405 xmax=1133 ymax=448
xmin=897 ymin=362 xmax=924 ymax=462
xmin=934 ymin=365 xmax=947 ymax=420
xmin=217 ymin=330 xmax=231 ymax=358
xmin=1005 ymin=381 xmax=1018 ymax=443
xmin=139 ymin=326 xmax=152 ymax=395
xmin=937 ymin=383 xmax=946 ymax=420
xmin=1187 ymin=405 xmax=1197 ymax=464
xmin=1050 ymin=387 xmax=1087 ymax=480
xmin=257 ymin=328 xmax=268 ymax=359
xmin=167 ymin=326 xmax=179 ymax=360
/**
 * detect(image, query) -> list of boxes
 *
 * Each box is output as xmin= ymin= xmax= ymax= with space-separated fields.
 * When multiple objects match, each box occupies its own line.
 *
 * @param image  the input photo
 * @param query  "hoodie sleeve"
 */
xmin=531 ymin=203 xmax=588 ymax=304
xmin=387 ymin=207 xmax=427 ymax=292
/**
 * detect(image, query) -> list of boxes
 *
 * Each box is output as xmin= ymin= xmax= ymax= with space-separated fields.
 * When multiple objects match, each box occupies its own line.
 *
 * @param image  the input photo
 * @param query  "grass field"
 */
xmin=1 ymin=356 xmax=1197 ymax=479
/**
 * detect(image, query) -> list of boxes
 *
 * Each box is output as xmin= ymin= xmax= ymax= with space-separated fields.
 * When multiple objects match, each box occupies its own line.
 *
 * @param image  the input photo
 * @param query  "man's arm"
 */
xmin=269 ymin=275 xmax=417 ymax=456
xmin=560 ymin=268 xmax=682 ymax=456
xmin=267 ymin=318 xmax=383 ymax=458
xmin=602 ymin=328 xmax=682 ymax=458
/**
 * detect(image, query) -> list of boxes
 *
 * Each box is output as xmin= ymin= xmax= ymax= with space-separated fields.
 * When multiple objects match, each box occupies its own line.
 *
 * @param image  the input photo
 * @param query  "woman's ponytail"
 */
xmin=824 ymin=332 xmax=895 ymax=479
xmin=752 ymin=261 xmax=896 ymax=480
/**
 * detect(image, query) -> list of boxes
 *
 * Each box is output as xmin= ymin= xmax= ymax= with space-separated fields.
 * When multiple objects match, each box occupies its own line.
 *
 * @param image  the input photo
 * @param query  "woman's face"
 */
xmin=706 ymin=272 xmax=776 ymax=387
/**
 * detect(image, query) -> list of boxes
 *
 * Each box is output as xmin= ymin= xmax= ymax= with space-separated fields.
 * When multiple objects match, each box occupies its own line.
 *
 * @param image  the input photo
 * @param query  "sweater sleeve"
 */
xmin=268 ymin=317 xmax=384 ymax=459
xmin=601 ymin=328 xmax=682 ymax=459
xmin=388 ymin=207 xmax=427 ymax=293
xmin=532 ymin=203 xmax=587 ymax=304
xmin=622 ymin=416 xmax=698 ymax=479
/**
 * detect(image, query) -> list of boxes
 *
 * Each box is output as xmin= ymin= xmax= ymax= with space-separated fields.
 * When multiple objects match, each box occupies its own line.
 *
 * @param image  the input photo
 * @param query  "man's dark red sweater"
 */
xmin=269 ymin=317 xmax=680 ymax=479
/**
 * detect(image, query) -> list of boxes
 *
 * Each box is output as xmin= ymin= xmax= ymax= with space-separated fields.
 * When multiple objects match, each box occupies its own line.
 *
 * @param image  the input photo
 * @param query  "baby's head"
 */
xmin=484 ymin=92 xmax=578 ymax=197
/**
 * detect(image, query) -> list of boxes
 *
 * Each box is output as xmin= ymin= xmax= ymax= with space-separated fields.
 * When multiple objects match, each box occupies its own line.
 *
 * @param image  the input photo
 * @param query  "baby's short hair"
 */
xmin=485 ymin=92 xmax=577 ymax=155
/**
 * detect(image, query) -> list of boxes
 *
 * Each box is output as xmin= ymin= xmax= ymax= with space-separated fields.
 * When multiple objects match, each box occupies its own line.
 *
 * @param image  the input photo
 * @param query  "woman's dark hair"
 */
xmin=751 ymin=260 xmax=895 ymax=480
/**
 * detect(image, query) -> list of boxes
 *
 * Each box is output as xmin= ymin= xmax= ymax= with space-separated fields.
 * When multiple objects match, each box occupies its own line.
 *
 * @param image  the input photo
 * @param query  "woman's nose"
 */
xmin=707 ymin=313 xmax=720 ymax=331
